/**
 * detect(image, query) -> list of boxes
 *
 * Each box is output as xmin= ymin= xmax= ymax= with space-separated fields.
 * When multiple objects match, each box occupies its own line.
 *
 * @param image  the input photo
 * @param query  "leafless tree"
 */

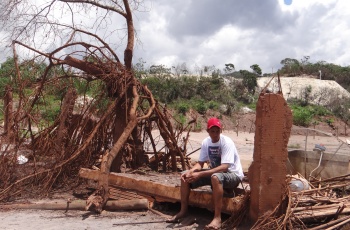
xmin=172 ymin=62 xmax=189 ymax=77
xmin=0 ymin=0 xmax=192 ymax=211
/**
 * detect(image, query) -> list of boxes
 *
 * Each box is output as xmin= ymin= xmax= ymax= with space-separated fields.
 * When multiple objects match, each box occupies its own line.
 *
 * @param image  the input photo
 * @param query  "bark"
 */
xmin=123 ymin=0 xmax=134 ymax=69
xmin=55 ymin=88 xmax=77 ymax=157
xmin=3 ymin=86 xmax=14 ymax=142
xmin=93 ymin=85 xmax=139 ymax=212
xmin=0 ymin=199 xmax=148 ymax=211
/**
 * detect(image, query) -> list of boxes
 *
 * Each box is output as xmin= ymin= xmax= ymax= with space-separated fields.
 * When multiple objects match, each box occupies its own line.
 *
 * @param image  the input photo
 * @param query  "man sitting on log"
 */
xmin=167 ymin=117 xmax=244 ymax=230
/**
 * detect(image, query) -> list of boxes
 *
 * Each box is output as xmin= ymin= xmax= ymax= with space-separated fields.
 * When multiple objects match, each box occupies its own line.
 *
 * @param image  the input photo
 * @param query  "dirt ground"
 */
xmin=0 ymin=202 xmax=227 ymax=230
xmin=1 ymin=111 xmax=349 ymax=230
xmin=1 ymin=130 xmax=349 ymax=230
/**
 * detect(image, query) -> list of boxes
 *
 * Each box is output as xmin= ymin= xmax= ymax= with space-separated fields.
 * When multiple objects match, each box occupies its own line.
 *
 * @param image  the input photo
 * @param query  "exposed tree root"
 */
xmin=0 ymin=26 xmax=192 ymax=207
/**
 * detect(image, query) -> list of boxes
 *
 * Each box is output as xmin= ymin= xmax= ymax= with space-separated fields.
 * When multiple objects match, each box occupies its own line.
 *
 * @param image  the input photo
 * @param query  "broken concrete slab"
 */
xmin=248 ymin=91 xmax=293 ymax=222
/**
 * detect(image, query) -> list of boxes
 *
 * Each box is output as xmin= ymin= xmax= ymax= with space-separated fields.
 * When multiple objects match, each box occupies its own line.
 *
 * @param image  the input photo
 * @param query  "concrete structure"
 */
xmin=248 ymin=91 xmax=293 ymax=222
xmin=288 ymin=150 xmax=350 ymax=180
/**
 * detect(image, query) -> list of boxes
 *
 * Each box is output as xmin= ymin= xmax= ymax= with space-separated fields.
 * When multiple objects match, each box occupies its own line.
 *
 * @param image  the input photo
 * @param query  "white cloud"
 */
xmin=133 ymin=0 xmax=350 ymax=74
xmin=1 ymin=0 xmax=349 ymax=74
xmin=279 ymin=0 xmax=338 ymax=12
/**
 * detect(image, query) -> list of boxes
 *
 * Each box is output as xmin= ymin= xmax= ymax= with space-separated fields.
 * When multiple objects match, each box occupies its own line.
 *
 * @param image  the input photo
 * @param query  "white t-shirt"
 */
xmin=199 ymin=134 xmax=244 ymax=180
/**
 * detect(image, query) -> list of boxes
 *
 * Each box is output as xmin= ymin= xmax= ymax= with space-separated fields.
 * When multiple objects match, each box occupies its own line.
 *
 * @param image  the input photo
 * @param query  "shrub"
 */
xmin=194 ymin=100 xmax=207 ymax=115
xmin=176 ymin=102 xmax=190 ymax=115
xmin=207 ymin=100 xmax=219 ymax=110
xmin=292 ymin=106 xmax=313 ymax=126
xmin=174 ymin=114 xmax=186 ymax=129
xmin=312 ymin=105 xmax=331 ymax=116
xmin=325 ymin=118 xmax=334 ymax=126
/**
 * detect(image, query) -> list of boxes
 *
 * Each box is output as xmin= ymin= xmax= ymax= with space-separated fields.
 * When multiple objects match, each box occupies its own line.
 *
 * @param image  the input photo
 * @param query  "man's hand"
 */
xmin=181 ymin=171 xmax=200 ymax=183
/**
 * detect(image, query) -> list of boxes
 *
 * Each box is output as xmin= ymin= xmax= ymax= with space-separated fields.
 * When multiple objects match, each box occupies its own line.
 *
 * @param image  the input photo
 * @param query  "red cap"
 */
xmin=207 ymin=117 xmax=221 ymax=130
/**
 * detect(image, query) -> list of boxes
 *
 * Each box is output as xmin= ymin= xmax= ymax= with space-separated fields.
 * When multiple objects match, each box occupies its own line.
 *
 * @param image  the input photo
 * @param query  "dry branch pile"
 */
xmin=0 ymin=34 xmax=193 ymax=204
xmin=241 ymin=175 xmax=350 ymax=230
xmin=221 ymin=175 xmax=350 ymax=229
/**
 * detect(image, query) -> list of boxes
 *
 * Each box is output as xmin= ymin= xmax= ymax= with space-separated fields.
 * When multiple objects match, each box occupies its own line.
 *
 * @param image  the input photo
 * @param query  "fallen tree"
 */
xmin=0 ymin=0 xmax=193 ymax=212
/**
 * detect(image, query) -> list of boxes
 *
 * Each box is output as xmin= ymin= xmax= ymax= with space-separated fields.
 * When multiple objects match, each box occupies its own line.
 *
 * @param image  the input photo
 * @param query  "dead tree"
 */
xmin=3 ymin=86 xmax=14 ymax=142
xmin=0 ymin=0 xmax=191 ymax=209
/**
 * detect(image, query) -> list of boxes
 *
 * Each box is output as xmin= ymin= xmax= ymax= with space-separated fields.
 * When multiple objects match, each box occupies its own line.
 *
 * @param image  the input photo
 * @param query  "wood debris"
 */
xmin=243 ymin=174 xmax=350 ymax=230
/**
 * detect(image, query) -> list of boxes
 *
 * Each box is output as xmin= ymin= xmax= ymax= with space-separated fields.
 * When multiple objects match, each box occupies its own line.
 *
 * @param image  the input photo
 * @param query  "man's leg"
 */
xmin=166 ymin=179 xmax=191 ymax=222
xmin=206 ymin=175 xmax=223 ymax=229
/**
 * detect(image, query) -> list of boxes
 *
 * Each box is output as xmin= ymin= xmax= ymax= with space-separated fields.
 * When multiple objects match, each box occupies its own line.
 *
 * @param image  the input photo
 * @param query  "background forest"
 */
xmin=1 ymin=55 xmax=350 ymax=131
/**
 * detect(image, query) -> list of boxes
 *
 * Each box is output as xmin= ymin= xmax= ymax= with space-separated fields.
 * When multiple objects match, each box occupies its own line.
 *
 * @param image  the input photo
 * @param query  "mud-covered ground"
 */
xmin=1 ymin=111 xmax=349 ymax=230
xmin=0 ymin=205 xmax=221 ymax=230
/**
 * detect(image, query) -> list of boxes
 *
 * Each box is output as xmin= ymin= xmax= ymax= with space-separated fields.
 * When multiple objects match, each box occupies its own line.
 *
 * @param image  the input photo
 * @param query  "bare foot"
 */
xmin=204 ymin=217 xmax=221 ymax=229
xmin=166 ymin=211 xmax=187 ymax=223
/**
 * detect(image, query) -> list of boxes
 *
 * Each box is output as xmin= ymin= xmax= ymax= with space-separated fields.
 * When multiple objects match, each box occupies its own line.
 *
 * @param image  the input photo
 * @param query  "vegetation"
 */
xmin=138 ymin=56 xmax=350 ymax=128
xmin=279 ymin=56 xmax=350 ymax=92
xmin=0 ymin=57 xmax=108 ymax=125
xmin=1 ymin=54 xmax=350 ymax=129
xmin=0 ymin=50 xmax=350 ymax=126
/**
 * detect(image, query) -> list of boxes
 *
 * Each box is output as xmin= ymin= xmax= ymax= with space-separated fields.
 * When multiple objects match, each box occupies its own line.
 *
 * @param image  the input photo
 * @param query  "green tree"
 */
xmin=177 ymin=76 xmax=197 ymax=99
xmin=149 ymin=64 xmax=171 ymax=77
xmin=240 ymin=70 xmax=257 ymax=94
xmin=300 ymin=56 xmax=310 ymax=73
xmin=280 ymin=58 xmax=301 ymax=76
xmin=0 ymin=58 xmax=16 ymax=96
xmin=250 ymin=64 xmax=262 ymax=76
xmin=224 ymin=63 xmax=235 ymax=74
xmin=0 ymin=57 xmax=51 ymax=96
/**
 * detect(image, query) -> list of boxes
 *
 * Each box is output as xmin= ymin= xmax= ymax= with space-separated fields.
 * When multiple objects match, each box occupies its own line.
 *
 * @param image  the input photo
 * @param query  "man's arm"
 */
xmin=183 ymin=163 xmax=229 ymax=183
xmin=190 ymin=161 xmax=204 ymax=172
xmin=196 ymin=163 xmax=229 ymax=178
xmin=181 ymin=161 xmax=205 ymax=182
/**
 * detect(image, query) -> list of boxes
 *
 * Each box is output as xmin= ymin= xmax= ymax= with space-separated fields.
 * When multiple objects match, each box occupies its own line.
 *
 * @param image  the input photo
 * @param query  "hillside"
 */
xmin=191 ymin=109 xmax=348 ymax=137
xmin=257 ymin=75 xmax=350 ymax=106
xmin=189 ymin=74 xmax=350 ymax=136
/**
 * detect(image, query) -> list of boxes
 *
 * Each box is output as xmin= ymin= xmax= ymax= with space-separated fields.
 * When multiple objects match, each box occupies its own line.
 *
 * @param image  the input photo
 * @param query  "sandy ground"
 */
xmin=0 ymin=202 xmax=225 ymax=230
xmin=1 ymin=130 xmax=349 ymax=230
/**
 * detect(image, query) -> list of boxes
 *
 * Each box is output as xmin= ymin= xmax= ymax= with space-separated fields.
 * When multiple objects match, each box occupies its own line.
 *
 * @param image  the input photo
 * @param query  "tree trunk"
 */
xmin=3 ymin=86 xmax=14 ymax=142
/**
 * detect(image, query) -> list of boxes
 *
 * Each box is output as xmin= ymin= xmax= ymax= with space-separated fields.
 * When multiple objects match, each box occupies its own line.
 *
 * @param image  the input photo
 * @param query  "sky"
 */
xmin=0 ymin=0 xmax=349 ymax=75
xmin=131 ymin=0 xmax=350 ymax=74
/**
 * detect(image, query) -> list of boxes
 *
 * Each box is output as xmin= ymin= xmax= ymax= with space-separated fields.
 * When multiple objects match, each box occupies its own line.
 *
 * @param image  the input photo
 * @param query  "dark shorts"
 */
xmin=185 ymin=170 xmax=241 ymax=189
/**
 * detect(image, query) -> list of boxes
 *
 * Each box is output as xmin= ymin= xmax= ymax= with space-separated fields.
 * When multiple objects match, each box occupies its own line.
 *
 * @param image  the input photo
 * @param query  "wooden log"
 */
xmin=104 ymin=199 xmax=149 ymax=211
xmin=308 ymin=216 xmax=350 ymax=230
xmin=326 ymin=216 xmax=350 ymax=230
xmin=292 ymin=202 xmax=350 ymax=213
xmin=293 ymin=182 xmax=350 ymax=195
xmin=309 ymin=196 xmax=350 ymax=204
xmin=64 ymin=55 xmax=105 ymax=76
xmin=292 ymin=195 xmax=350 ymax=206
xmin=0 ymin=199 xmax=149 ymax=211
xmin=79 ymin=168 xmax=244 ymax=214
xmin=293 ymin=205 xmax=350 ymax=221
